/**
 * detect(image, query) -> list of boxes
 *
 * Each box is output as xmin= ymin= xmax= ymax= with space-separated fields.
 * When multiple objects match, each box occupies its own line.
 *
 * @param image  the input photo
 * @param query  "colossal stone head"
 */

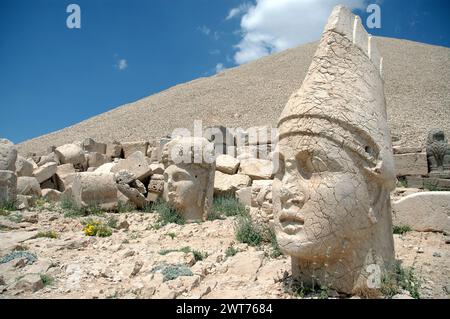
xmin=162 ymin=136 xmax=215 ymax=222
xmin=273 ymin=6 xmax=396 ymax=295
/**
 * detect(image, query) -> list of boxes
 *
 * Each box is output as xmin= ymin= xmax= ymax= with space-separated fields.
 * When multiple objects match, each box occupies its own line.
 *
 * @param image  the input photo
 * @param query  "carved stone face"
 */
xmin=273 ymin=135 xmax=372 ymax=260
xmin=163 ymin=164 xmax=210 ymax=221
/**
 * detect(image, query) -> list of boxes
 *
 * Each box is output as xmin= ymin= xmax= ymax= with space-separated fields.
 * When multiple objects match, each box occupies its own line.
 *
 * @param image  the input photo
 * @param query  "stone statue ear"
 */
xmin=363 ymin=159 xmax=396 ymax=191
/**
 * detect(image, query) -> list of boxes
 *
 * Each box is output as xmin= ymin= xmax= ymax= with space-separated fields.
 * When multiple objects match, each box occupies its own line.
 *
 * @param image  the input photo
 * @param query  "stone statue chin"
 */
xmin=162 ymin=137 xmax=215 ymax=222
xmin=273 ymin=5 xmax=396 ymax=295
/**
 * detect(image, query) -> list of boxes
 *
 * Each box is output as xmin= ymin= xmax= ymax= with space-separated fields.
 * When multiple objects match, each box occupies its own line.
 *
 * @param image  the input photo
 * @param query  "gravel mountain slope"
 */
xmin=18 ymin=37 xmax=450 ymax=155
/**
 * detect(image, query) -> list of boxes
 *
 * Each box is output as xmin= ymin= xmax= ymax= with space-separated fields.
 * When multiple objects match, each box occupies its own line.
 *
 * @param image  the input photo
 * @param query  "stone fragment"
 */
xmin=17 ymin=177 xmax=41 ymax=197
xmin=149 ymin=163 xmax=164 ymax=175
xmin=16 ymin=195 xmax=32 ymax=210
xmin=216 ymin=155 xmax=240 ymax=174
xmin=10 ymin=273 xmax=44 ymax=292
xmin=122 ymin=141 xmax=149 ymax=159
xmin=111 ymin=151 xmax=152 ymax=181
xmin=87 ymin=152 xmax=109 ymax=168
xmin=33 ymin=162 xmax=57 ymax=184
xmin=117 ymin=183 xmax=147 ymax=209
xmin=106 ymin=141 xmax=122 ymax=159
xmin=71 ymin=172 xmax=118 ymax=210
xmin=82 ymin=138 xmax=107 ymax=154
xmin=37 ymin=152 xmax=59 ymax=167
xmin=42 ymin=189 xmax=61 ymax=202
xmin=114 ymin=170 xmax=136 ymax=184
xmin=15 ymin=156 xmax=33 ymax=177
xmin=55 ymin=164 xmax=76 ymax=192
xmin=131 ymin=179 xmax=146 ymax=194
xmin=394 ymin=152 xmax=428 ymax=176
xmin=95 ymin=162 xmax=117 ymax=174
xmin=236 ymin=187 xmax=252 ymax=207
xmin=55 ymin=144 xmax=86 ymax=166
xmin=392 ymin=192 xmax=450 ymax=233
xmin=0 ymin=170 xmax=17 ymax=204
xmin=214 ymin=171 xmax=251 ymax=195
xmin=239 ymin=158 xmax=274 ymax=180
xmin=0 ymin=139 xmax=17 ymax=171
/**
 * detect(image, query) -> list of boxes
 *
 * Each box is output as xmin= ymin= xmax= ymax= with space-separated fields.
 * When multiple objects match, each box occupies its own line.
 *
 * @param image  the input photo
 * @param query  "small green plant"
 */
xmin=290 ymin=280 xmax=330 ymax=299
xmin=225 ymin=246 xmax=239 ymax=257
xmin=265 ymin=227 xmax=283 ymax=258
xmin=7 ymin=212 xmax=23 ymax=223
xmin=152 ymin=199 xmax=185 ymax=226
xmin=167 ymin=232 xmax=177 ymax=239
xmin=380 ymin=262 xmax=421 ymax=299
xmin=35 ymin=230 xmax=59 ymax=239
xmin=424 ymin=183 xmax=446 ymax=192
xmin=117 ymin=202 xmax=135 ymax=213
xmin=107 ymin=216 xmax=119 ymax=229
xmin=192 ymin=250 xmax=208 ymax=262
xmin=396 ymin=177 xmax=408 ymax=188
xmin=151 ymin=263 xmax=193 ymax=282
xmin=40 ymin=274 xmax=54 ymax=286
xmin=211 ymin=196 xmax=248 ymax=220
xmin=0 ymin=251 xmax=37 ymax=265
xmin=0 ymin=201 xmax=16 ymax=214
xmin=235 ymin=216 xmax=263 ymax=246
xmin=393 ymin=225 xmax=412 ymax=235
xmin=83 ymin=218 xmax=112 ymax=237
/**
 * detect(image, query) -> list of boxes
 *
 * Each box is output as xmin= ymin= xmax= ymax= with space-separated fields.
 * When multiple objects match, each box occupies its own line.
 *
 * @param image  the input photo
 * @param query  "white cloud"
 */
xmin=215 ymin=63 xmax=226 ymax=74
xmin=198 ymin=25 xmax=211 ymax=35
xmin=232 ymin=0 xmax=367 ymax=65
xmin=115 ymin=59 xmax=128 ymax=70
xmin=226 ymin=2 xmax=253 ymax=20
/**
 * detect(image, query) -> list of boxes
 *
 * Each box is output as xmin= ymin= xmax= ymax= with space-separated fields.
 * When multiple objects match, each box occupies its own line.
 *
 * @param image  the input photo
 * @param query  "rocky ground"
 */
xmin=0 ymin=204 xmax=449 ymax=299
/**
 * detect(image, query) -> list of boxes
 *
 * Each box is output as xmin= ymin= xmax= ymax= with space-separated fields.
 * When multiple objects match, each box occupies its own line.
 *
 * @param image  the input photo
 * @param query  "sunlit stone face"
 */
xmin=273 ymin=136 xmax=372 ymax=260
xmin=163 ymin=164 xmax=209 ymax=221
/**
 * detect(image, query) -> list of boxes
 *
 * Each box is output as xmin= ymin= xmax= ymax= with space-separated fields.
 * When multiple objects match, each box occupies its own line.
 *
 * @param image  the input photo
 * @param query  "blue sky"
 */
xmin=0 ymin=0 xmax=449 ymax=144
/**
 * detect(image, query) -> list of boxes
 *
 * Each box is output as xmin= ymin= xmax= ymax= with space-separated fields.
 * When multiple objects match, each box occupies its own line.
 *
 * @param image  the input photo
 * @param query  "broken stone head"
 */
xmin=272 ymin=6 xmax=396 ymax=295
xmin=162 ymin=137 xmax=215 ymax=222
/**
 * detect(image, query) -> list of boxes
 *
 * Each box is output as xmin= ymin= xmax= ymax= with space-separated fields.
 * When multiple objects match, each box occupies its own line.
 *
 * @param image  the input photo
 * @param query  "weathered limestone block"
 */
xmin=0 ymin=170 xmax=17 ymax=203
xmin=82 ymin=138 xmax=107 ymax=154
xmin=216 ymin=154 xmax=240 ymax=175
xmin=17 ymin=177 xmax=41 ymax=197
xmin=33 ymin=162 xmax=57 ymax=184
xmin=239 ymin=158 xmax=274 ymax=180
xmin=394 ymin=152 xmax=428 ymax=176
xmin=111 ymin=151 xmax=152 ymax=181
xmin=87 ymin=152 xmax=109 ymax=168
xmin=204 ymin=126 xmax=235 ymax=156
xmin=146 ymin=147 xmax=159 ymax=163
xmin=393 ymin=146 xmax=423 ymax=154
xmin=42 ymin=189 xmax=61 ymax=202
xmin=16 ymin=194 xmax=32 ymax=210
xmin=272 ymin=6 xmax=396 ymax=295
xmin=106 ymin=141 xmax=122 ymax=159
xmin=235 ymin=187 xmax=252 ymax=207
xmin=114 ymin=170 xmax=136 ymax=185
xmin=55 ymin=144 xmax=86 ymax=166
xmin=392 ymin=192 xmax=450 ymax=233
xmin=55 ymin=164 xmax=76 ymax=192
xmin=122 ymin=141 xmax=149 ymax=159
xmin=131 ymin=179 xmax=146 ymax=194
xmin=37 ymin=152 xmax=60 ymax=167
xmin=0 ymin=139 xmax=17 ymax=171
xmin=149 ymin=163 xmax=164 ymax=175
xmin=15 ymin=156 xmax=34 ymax=177
xmin=214 ymin=171 xmax=251 ymax=196
xmin=71 ymin=172 xmax=118 ymax=210
xmin=95 ymin=162 xmax=117 ymax=174
xmin=251 ymin=180 xmax=273 ymax=208
xmin=162 ymin=137 xmax=215 ymax=222
xmin=117 ymin=183 xmax=147 ymax=209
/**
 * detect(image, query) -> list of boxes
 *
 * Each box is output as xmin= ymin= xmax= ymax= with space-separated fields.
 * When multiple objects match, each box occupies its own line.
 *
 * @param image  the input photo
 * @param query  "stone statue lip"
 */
xmin=279 ymin=210 xmax=305 ymax=234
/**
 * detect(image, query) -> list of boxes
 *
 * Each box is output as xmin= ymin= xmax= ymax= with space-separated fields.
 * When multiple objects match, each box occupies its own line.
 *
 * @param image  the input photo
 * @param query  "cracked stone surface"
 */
xmin=272 ymin=6 xmax=397 ymax=295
